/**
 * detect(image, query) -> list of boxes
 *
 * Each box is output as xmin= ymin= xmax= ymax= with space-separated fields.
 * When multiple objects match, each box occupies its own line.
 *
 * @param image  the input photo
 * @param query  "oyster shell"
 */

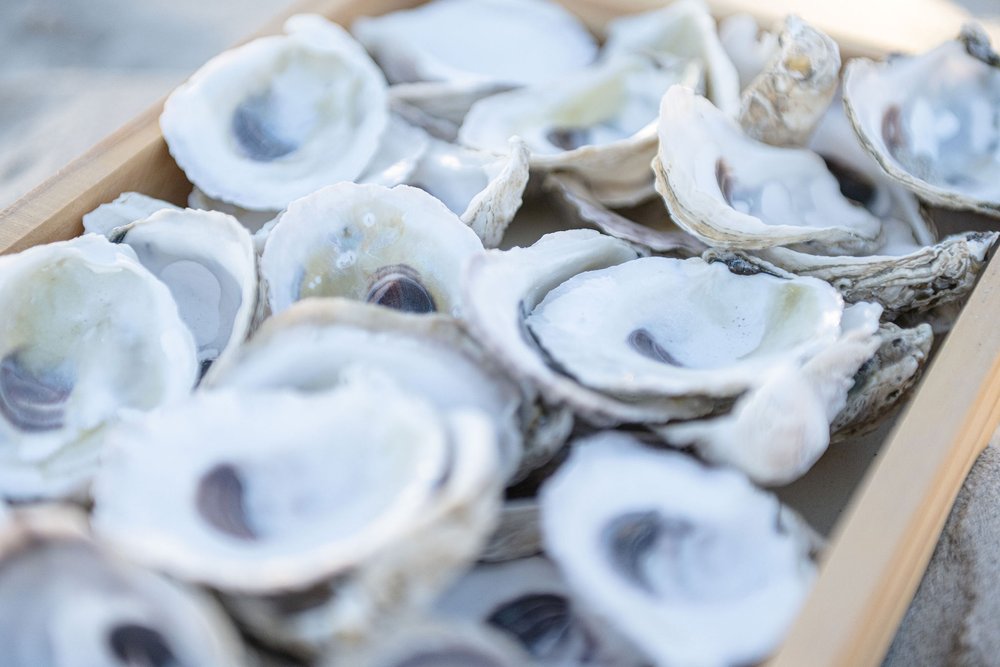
xmin=408 ymin=136 xmax=530 ymax=248
xmin=480 ymin=499 xmax=542 ymax=563
xmin=739 ymin=16 xmax=841 ymax=146
xmin=0 ymin=506 xmax=246 ymax=666
xmin=602 ymin=0 xmax=741 ymax=116
xmin=161 ymin=14 xmax=388 ymax=211
xmin=843 ymin=25 xmax=1000 ymax=214
xmin=461 ymin=229 xmax=716 ymax=426
xmin=434 ymin=556 xmax=644 ymax=666
xmin=0 ymin=235 xmax=196 ymax=499
xmin=260 ymin=183 xmax=484 ymax=317
xmin=108 ymin=208 xmax=258 ymax=374
xmin=82 ymin=192 xmax=179 ymax=237
xmin=388 ymin=80 xmax=514 ymax=142
xmin=832 ymin=321 xmax=934 ymax=441
xmin=204 ymin=298 xmax=569 ymax=482
xmin=719 ymin=13 xmax=780 ymax=90
xmin=526 ymin=255 xmax=852 ymax=401
xmin=92 ymin=381 xmax=501 ymax=653
xmin=460 ymin=56 xmax=700 ymax=207
xmin=540 ymin=432 xmax=816 ymax=667
xmin=654 ymin=85 xmax=884 ymax=254
xmin=352 ymin=0 xmax=597 ymax=86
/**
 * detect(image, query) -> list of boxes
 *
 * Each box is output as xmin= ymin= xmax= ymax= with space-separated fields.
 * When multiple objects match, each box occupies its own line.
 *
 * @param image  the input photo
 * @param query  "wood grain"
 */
xmin=1 ymin=1 xmax=998 ymax=666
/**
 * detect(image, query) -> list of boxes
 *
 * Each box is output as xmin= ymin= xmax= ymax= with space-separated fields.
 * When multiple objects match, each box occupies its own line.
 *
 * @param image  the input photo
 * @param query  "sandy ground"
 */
xmin=2 ymin=0 xmax=1000 ymax=664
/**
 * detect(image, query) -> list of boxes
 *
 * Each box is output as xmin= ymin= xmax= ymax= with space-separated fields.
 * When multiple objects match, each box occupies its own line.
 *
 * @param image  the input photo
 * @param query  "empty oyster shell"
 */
xmin=161 ymin=14 xmax=388 ymax=211
xmin=832 ymin=321 xmax=934 ymax=441
xmin=525 ymin=255 xmax=849 ymax=402
xmin=0 ymin=506 xmax=247 ymax=666
xmin=92 ymin=381 xmax=501 ymax=653
xmin=844 ymin=25 xmax=1000 ymax=214
xmin=654 ymin=85 xmax=884 ymax=254
xmin=323 ymin=619 xmax=532 ymax=667
xmin=461 ymin=56 xmax=699 ymax=207
xmin=602 ymin=0 xmax=741 ymax=116
xmin=352 ymin=0 xmax=597 ymax=86
xmin=435 ymin=556 xmax=644 ymax=666
xmin=719 ymin=13 xmax=780 ymax=90
xmin=739 ymin=16 xmax=841 ymax=146
xmin=388 ymin=80 xmax=514 ymax=142
xmin=480 ymin=499 xmax=542 ymax=563
xmin=540 ymin=432 xmax=816 ymax=667
xmin=0 ymin=235 xmax=196 ymax=499
xmin=461 ymin=229 xmax=716 ymax=426
xmin=408 ymin=136 xmax=530 ymax=248
xmin=108 ymin=208 xmax=258 ymax=374
xmin=82 ymin=192 xmax=179 ymax=237
xmin=204 ymin=298 xmax=569 ymax=482
xmin=260 ymin=182 xmax=483 ymax=317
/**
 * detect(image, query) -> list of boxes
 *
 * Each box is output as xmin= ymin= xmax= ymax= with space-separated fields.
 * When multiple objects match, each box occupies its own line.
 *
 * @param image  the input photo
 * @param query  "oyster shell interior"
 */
xmin=540 ymin=432 xmax=817 ymax=667
xmin=843 ymin=25 xmax=1000 ymax=214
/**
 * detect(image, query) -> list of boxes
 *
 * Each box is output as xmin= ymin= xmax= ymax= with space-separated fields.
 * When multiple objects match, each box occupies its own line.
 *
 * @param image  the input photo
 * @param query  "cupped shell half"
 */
xmin=654 ymin=85 xmax=883 ymax=254
xmin=92 ymin=381 xmax=501 ymax=653
xmin=602 ymin=0 xmax=741 ymax=116
xmin=261 ymin=182 xmax=484 ymax=318
xmin=843 ymin=25 xmax=1000 ymax=215
xmin=161 ymin=14 xmax=388 ymax=212
xmin=460 ymin=56 xmax=699 ymax=207
xmin=540 ymin=432 xmax=816 ymax=667
xmin=0 ymin=506 xmax=246 ymax=666
xmin=352 ymin=0 xmax=597 ymax=87
xmin=0 ymin=235 xmax=196 ymax=500
xmin=108 ymin=208 xmax=259 ymax=374
xmin=408 ymin=136 xmax=530 ymax=248
xmin=461 ymin=229 xmax=716 ymax=426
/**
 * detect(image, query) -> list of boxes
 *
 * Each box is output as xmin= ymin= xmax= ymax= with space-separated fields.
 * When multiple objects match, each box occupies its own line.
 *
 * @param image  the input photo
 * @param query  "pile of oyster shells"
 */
xmin=1 ymin=0 xmax=998 ymax=664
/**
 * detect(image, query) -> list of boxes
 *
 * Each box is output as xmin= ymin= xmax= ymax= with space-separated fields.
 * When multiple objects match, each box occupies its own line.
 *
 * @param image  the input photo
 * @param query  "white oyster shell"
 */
xmin=526 ymin=256 xmax=848 ymax=401
xmin=461 ymin=56 xmax=699 ymax=207
xmin=352 ymin=0 xmax=597 ymax=86
xmin=719 ymin=13 xmax=780 ymax=90
xmin=480 ymin=499 xmax=542 ymax=563
xmin=260 ymin=182 xmax=483 ymax=318
xmin=203 ymin=298 xmax=563 ymax=483
xmin=658 ymin=292 xmax=883 ymax=484
xmin=461 ymin=230 xmax=716 ymax=426
xmin=540 ymin=432 xmax=816 ymax=667
xmin=435 ymin=556 xmax=644 ymax=666
xmin=161 ymin=14 xmax=388 ymax=211
xmin=408 ymin=136 xmax=530 ymax=248
xmin=844 ymin=25 xmax=1000 ymax=214
xmin=654 ymin=85 xmax=884 ymax=254
xmin=82 ymin=192 xmax=179 ymax=237
xmin=0 ymin=235 xmax=196 ymax=500
xmin=108 ymin=208 xmax=259 ymax=372
xmin=92 ymin=381 xmax=501 ymax=652
xmin=739 ymin=15 xmax=841 ymax=146
xmin=0 ymin=506 xmax=247 ymax=666
xmin=602 ymin=0 xmax=741 ymax=116
xmin=388 ymin=80 xmax=514 ymax=141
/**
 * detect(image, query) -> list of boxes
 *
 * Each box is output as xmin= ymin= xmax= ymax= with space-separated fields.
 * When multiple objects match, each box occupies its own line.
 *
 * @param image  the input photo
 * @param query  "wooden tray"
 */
xmin=2 ymin=1 xmax=998 ymax=665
